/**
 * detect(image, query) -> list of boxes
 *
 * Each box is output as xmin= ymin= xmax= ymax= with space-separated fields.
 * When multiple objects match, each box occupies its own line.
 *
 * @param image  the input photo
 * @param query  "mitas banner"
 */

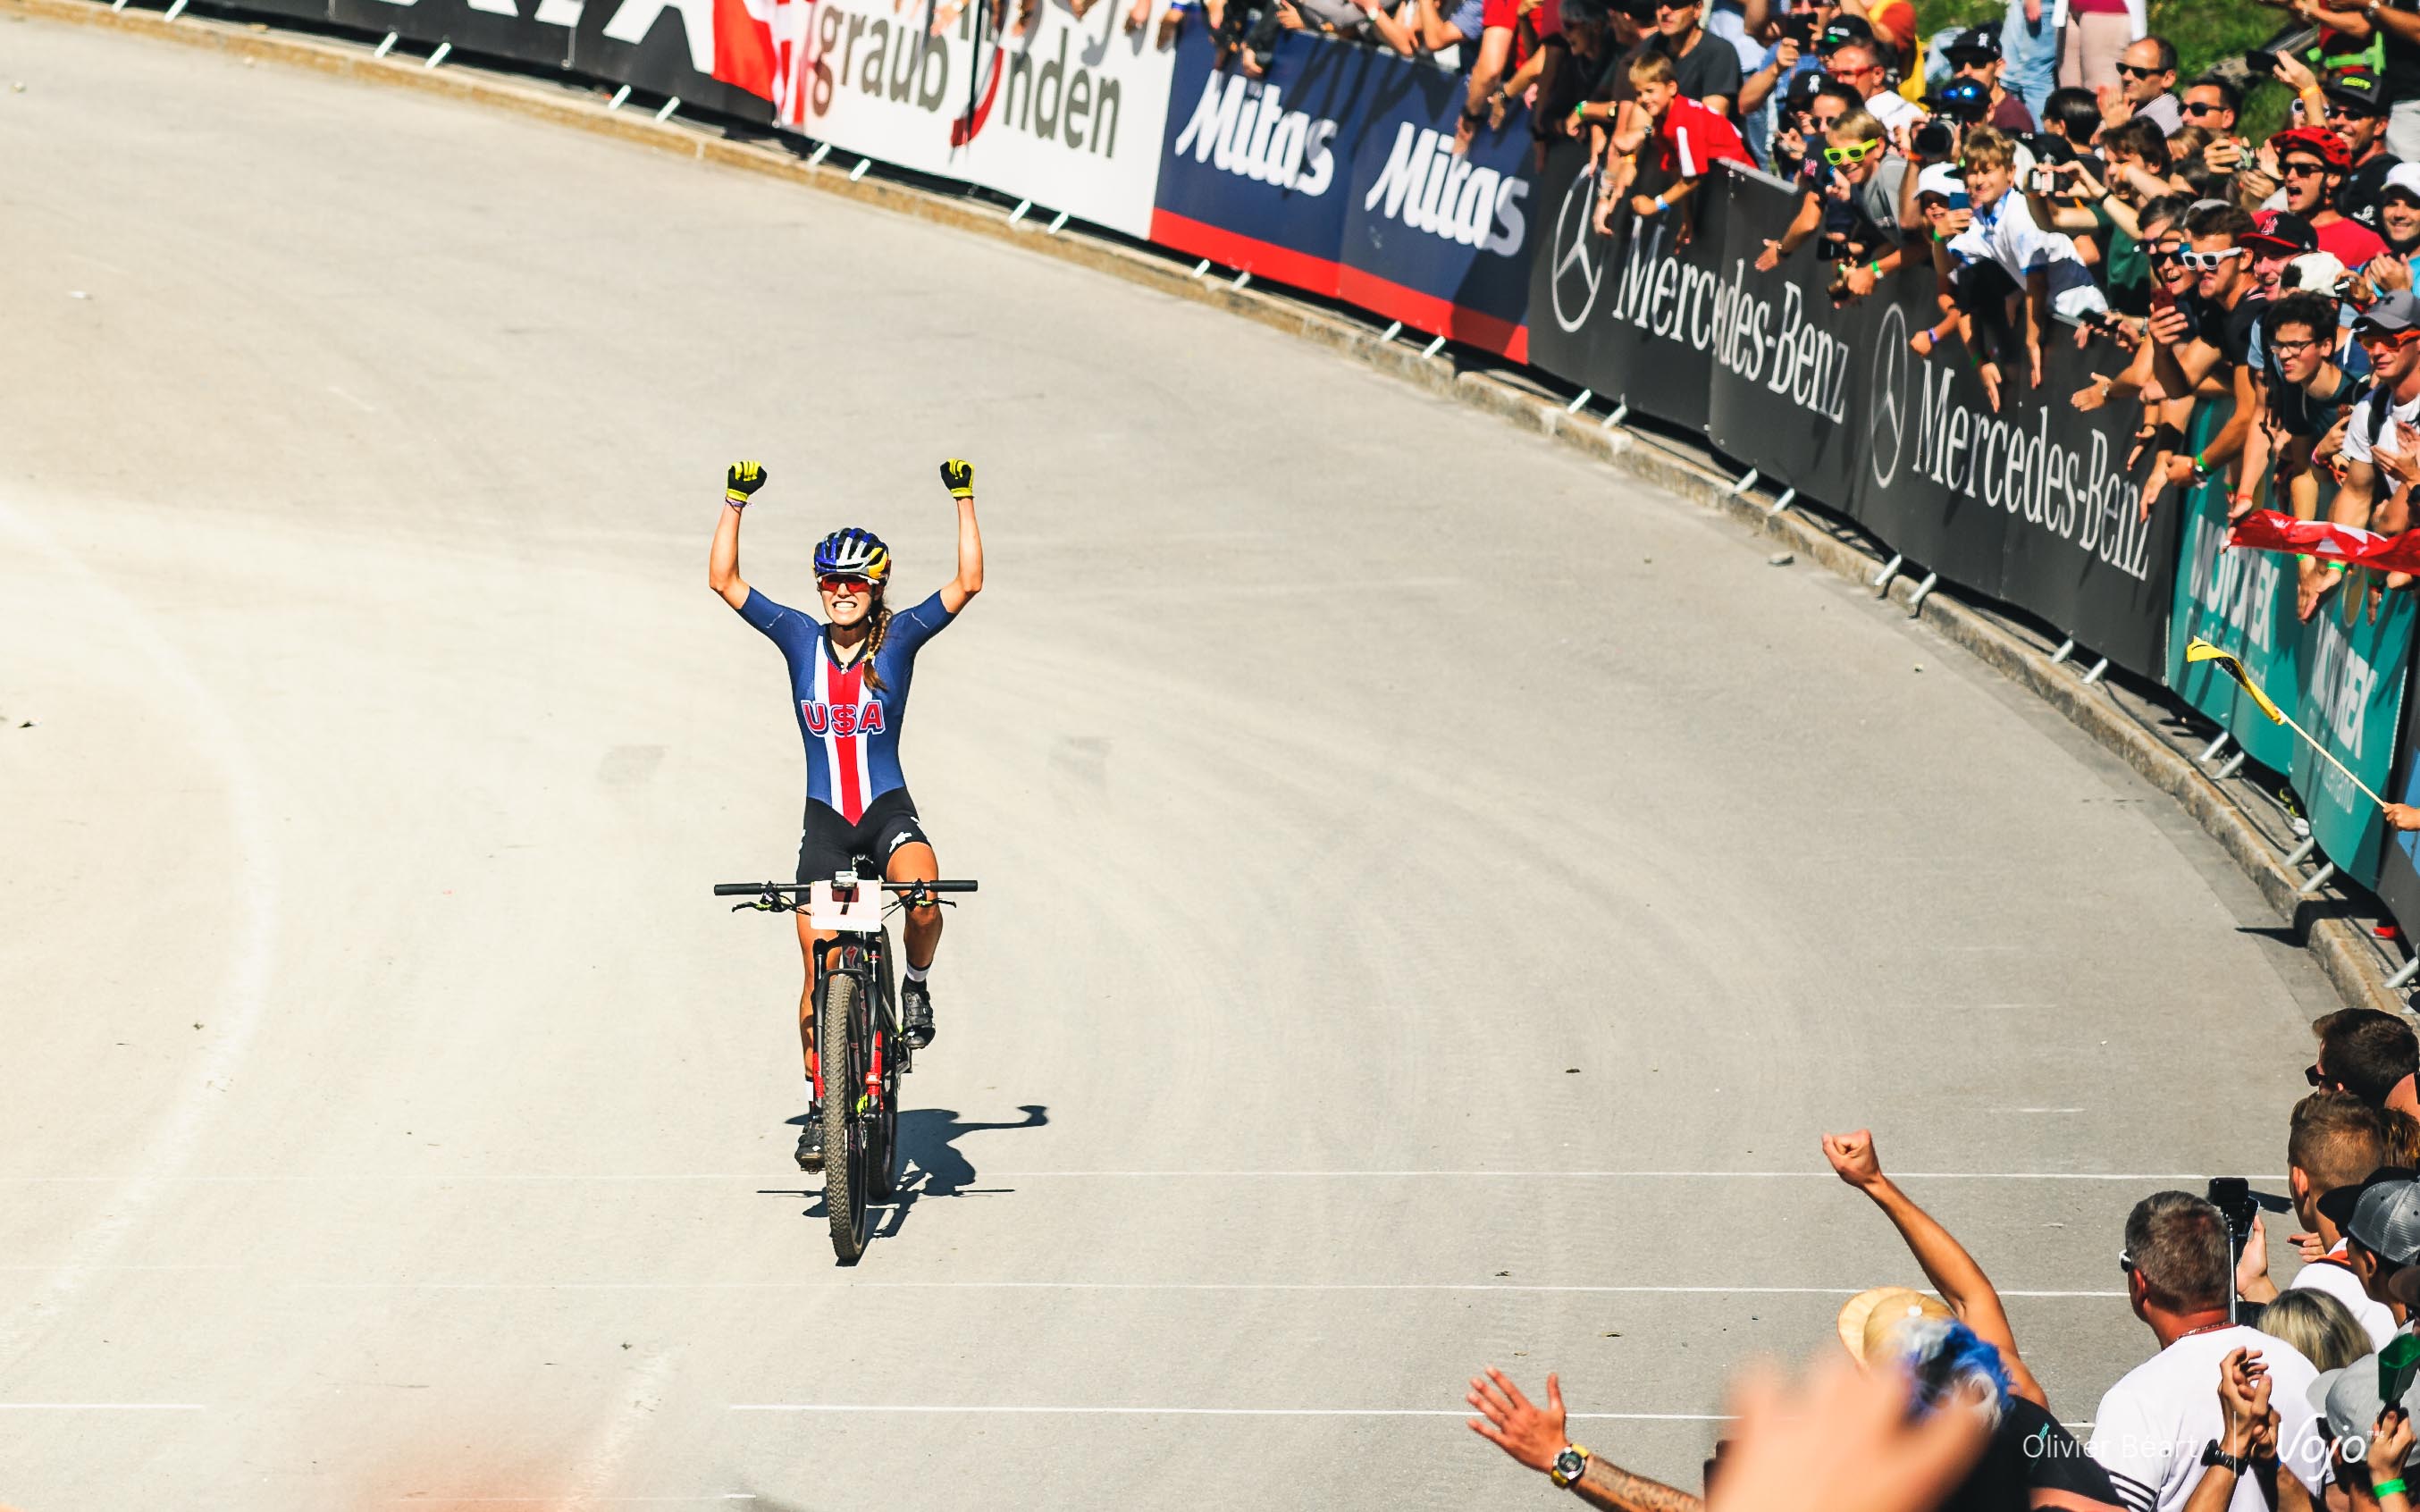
xmin=1153 ymin=28 xmax=1535 ymax=357
xmin=1522 ymin=143 xmax=2175 ymax=678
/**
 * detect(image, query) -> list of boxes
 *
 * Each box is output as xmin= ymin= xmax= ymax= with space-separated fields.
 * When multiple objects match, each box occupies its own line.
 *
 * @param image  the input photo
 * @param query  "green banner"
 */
xmin=2167 ymin=450 xmax=2302 ymax=777
xmin=2296 ymin=591 xmax=2416 ymax=888
xmin=2163 ymin=404 xmax=2416 ymax=889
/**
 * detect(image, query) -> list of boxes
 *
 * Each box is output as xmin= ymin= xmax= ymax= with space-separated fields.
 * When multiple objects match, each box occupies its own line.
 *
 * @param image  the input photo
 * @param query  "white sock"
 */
xmin=905 ymin=962 xmax=930 ymax=983
xmin=806 ymin=1076 xmax=818 ymax=1107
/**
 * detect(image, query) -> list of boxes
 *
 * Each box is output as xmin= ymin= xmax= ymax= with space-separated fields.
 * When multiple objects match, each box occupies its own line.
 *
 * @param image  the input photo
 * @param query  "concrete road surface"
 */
xmin=0 ymin=16 xmax=2344 ymax=1508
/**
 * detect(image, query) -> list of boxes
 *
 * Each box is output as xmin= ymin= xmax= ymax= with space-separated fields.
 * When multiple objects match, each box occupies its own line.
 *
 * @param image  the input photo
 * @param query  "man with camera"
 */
xmin=2236 ymin=1093 xmax=2399 ymax=1350
xmin=1940 ymin=25 xmax=2035 ymax=133
xmin=2091 ymin=1192 xmax=2330 ymax=1512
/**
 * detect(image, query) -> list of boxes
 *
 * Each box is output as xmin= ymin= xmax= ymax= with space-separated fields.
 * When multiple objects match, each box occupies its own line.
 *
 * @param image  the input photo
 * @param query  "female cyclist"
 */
xmin=708 ymin=458 xmax=986 ymax=1172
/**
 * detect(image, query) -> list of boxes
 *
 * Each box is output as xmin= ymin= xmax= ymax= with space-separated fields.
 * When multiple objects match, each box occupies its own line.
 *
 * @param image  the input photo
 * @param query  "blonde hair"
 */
xmin=1628 ymin=50 xmax=1676 ymax=87
xmin=1828 ymin=109 xmax=1885 ymax=147
xmin=1961 ymin=124 xmax=2014 ymax=172
xmin=2256 ymin=1289 xmax=2372 ymax=1373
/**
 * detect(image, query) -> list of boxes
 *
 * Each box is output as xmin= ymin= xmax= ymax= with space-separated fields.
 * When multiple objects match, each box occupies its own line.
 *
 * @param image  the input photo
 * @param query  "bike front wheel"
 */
xmin=820 ymin=971 xmax=868 ymax=1264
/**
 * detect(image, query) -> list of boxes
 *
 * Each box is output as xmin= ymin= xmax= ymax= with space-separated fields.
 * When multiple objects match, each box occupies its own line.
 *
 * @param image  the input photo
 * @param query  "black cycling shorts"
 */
xmin=796 ymin=789 xmax=931 ymax=888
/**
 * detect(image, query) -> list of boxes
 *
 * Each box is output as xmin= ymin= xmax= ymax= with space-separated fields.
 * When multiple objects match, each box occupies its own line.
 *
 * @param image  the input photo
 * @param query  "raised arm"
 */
xmin=937 ymin=458 xmax=986 ymax=616
xmin=1821 ymin=1130 xmax=2049 ymax=1408
xmin=709 ymin=460 xmax=766 ymax=612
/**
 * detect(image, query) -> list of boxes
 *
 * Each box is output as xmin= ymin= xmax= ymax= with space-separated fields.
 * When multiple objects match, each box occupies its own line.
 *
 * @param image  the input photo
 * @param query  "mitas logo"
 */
xmin=1171 ymin=72 xmax=1337 ymax=193
xmin=1363 ymin=125 xmax=1529 ymax=255
xmin=802 ymin=700 xmax=888 ymax=737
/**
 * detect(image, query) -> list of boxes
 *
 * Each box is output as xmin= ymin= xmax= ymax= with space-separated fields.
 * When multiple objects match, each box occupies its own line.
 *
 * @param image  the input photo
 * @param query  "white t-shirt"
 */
xmin=2088 ymin=1324 xmax=2327 ymax=1512
xmin=2289 ymin=1239 xmax=2399 ymax=1350
xmin=2341 ymin=383 xmax=2420 ymax=469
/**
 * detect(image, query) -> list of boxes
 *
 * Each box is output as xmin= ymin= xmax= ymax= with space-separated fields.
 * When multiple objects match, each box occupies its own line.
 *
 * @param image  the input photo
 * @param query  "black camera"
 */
xmin=2208 ymin=1177 xmax=2257 ymax=1246
xmin=2247 ymin=48 xmax=2278 ymax=77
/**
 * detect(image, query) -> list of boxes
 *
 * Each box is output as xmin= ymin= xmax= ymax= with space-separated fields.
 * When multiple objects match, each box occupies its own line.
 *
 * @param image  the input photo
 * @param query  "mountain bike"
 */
xmin=714 ymin=864 xmax=977 ymax=1264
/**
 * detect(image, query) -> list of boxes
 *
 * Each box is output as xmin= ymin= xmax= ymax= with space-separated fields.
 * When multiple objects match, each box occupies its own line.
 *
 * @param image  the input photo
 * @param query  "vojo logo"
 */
xmin=1363 ymin=124 xmax=1530 ymax=255
xmin=1868 ymin=304 xmax=1910 ymax=487
xmin=1547 ymin=164 xmax=1605 ymax=332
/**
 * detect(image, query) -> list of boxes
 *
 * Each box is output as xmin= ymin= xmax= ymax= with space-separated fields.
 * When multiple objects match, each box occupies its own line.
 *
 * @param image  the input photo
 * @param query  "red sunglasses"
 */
xmin=819 ymin=575 xmax=877 ymax=593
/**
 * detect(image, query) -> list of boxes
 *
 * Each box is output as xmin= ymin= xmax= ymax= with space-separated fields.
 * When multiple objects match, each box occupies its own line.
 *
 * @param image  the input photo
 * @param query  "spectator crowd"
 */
xmin=1137 ymin=0 xmax=2420 ymax=639
xmin=1464 ymin=1008 xmax=2420 ymax=1512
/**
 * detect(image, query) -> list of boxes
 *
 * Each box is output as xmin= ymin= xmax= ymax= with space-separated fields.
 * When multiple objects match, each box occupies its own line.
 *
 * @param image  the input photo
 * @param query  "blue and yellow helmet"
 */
xmin=814 ymin=526 xmax=890 ymax=582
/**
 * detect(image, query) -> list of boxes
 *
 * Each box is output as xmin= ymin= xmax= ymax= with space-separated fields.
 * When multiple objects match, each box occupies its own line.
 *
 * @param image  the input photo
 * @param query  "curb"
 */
xmin=15 ymin=0 xmax=2402 ymax=1019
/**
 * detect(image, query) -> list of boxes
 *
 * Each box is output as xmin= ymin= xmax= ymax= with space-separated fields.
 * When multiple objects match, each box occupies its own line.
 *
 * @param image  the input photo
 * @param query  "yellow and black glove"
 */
xmin=726 ymin=460 xmax=768 ymax=508
xmin=939 ymin=458 xmax=975 ymax=500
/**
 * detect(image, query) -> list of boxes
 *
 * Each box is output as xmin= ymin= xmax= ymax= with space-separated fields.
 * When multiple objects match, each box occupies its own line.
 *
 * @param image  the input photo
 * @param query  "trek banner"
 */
xmin=1151 ymin=29 xmax=1536 ymax=357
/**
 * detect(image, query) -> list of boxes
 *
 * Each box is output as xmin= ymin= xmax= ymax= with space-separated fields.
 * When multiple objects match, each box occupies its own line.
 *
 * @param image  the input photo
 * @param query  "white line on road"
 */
xmin=284 ymin=1281 xmax=2125 ymax=1298
xmin=730 ymin=1405 xmax=1733 ymax=1420
xmin=0 ymin=1403 xmax=206 ymax=1411
xmin=0 ymin=1170 xmax=2279 ymax=1182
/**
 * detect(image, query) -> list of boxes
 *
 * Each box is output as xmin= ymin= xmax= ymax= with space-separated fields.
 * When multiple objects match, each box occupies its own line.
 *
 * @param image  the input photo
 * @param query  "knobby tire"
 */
xmin=821 ymin=970 xmax=867 ymax=1264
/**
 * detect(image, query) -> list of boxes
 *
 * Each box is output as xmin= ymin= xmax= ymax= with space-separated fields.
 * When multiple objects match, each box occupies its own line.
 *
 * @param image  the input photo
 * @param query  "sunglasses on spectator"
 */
xmin=818 ymin=575 xmax=876 ymax=593
xmin=2172 ymin=248 xmax=2243 ymax=269
xmin=2305 ymin=1063 xmax=2337 ymax=1087
xmin=2359 ymin=328 xmax=2420 ymax=349
xmin=2182 ymin=101 xmax=2227 ymax=117
xmin=2115 ymin=62 xmax=2166 ymax=79
xmin=2118 ymin=1249 xmax=2136 ymax=1274
xmin=2281 ymin=158 xmax=2332 ymax=178
xmin=1822 ymin=139 xmax=1883 ymax=165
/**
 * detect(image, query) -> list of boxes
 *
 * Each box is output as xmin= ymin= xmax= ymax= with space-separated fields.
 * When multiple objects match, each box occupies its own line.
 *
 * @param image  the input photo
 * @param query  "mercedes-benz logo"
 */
xmin=1549 ymin=164 xmax=1604 ymax=334
xmin=1869 ymin=303 xmax=1909 ymax=488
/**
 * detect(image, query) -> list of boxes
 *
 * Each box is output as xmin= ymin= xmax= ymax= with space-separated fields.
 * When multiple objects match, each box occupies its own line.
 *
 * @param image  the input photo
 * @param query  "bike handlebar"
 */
xmin=712 ymin=880 xmax=979 ymax=896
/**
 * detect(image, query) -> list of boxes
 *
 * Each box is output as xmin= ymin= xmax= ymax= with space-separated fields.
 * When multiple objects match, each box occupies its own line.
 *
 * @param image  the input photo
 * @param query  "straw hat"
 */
xmin=1837 ymin=1286 xmax=1954 ymax=1365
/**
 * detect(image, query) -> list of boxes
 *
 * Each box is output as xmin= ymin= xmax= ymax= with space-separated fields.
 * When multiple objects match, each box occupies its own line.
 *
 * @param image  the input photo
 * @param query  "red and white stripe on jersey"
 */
xmin=812 ymin=650 xmax=877 ymax=823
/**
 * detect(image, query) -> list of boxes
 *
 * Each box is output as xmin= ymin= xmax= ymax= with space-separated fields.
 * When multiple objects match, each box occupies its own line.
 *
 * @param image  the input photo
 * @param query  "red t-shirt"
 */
xmin=1654 ymin=95 xmax=1750 ymax=179
xmin=2317 ymin=215 xmax=2388 ymax=266
xmin=1481 ymin=0 xmax=1559 ymax=36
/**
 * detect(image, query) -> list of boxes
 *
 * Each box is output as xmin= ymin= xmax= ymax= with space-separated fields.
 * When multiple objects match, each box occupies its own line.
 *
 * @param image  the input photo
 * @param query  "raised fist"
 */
xmin=726 ymin=460 xmax=769 ymax=507
xmin=939 ymin=458 xmax=975 ymax=499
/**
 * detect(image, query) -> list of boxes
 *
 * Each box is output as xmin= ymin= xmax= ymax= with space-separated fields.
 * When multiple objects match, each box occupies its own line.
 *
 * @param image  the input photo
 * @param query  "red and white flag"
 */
xmin=2227 ymin=508 xmax=2420 ymax=575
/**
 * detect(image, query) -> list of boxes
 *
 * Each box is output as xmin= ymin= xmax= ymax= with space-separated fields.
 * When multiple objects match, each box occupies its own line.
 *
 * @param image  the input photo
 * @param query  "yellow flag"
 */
xmin=2184 ymin=638 xmax=2288 ymax=726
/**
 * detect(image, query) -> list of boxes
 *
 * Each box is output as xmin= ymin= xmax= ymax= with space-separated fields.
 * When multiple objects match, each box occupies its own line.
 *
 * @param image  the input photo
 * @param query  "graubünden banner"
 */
xmin=1521 ymin=142 xmax=2177 ymax=679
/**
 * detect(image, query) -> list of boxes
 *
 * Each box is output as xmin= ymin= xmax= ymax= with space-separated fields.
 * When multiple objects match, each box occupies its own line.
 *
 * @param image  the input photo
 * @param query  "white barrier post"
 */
xmin=2199 ymin=730 xmax=2231 ymax=764
xmin=1047 ymin=211 xmax=1070 ymax=235
xmin=1906 ymin=571 xmax=1941 ymax=615
xmin=373 ymin=30 xmax=399 ymax=57
xmin=2284 ymin=836 xmax=2318 ymax=867
xmin=1765 ymin=487 xmax=1796 ymax=518
xmin=607 ymin=84 xmax=632 ymax=110
xmin=848 ymin=157 xmax=871 ymax=181
xmin=2215 ymin=750 xmax=2248 ymax=780
xmin=1231 ymin=269 xmax=1252 ymax=291
xmin=1420 ymin=334 xmax=1446 ymax=358
xmin=653 ymin=96 xmax=680 ymax=122
xmin=1870 ymin=552 xmax=1904 ymax=595
xmin=2388 ymin=958 xmax=2419 ymax=991
xmin=1008 ymin=199 xmax=1031 ymax=225
xmin=163 ymin=0 xmax=188 ymax=20
xmin=2049 ymin=638 xmax=2075 ymax=665
xmin=424 ymin=41 xmax=450 ymax=68
xmin=2080 ymin=656 xmax=2111 ymax=685
xmin=2298 ymin=862 xmax=2338 ymax=896
xmin=1565 ymin=388 xmax=1593 ymax=416
xmin=1602 ymin=402 xmax=1627 ymax=429
xmin=1378 ymin=320 xmax=1403 ymax=342
xmin=1727 ymin=467 xmax=1760 ymax=497
xmin=1189 ymin=258 xmax=1212 ymax=279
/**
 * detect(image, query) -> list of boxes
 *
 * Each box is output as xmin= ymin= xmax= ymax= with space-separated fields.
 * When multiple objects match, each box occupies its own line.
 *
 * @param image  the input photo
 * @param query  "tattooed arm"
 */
xmin=1576 ymin=1453 xmax=1707 ymax=1512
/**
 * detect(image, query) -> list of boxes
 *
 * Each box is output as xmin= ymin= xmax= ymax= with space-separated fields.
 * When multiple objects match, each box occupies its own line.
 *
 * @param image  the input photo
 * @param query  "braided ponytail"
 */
xmin=860 ymin=588 xmax=895 ymax=696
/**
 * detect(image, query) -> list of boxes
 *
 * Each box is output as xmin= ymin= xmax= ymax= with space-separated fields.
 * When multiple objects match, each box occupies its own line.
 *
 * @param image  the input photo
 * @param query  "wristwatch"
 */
xmin=1550 ymin=1444 xmax=1592 ymax=1489
xmin=2201 ymin=1440 xmax=2253 ymax=1475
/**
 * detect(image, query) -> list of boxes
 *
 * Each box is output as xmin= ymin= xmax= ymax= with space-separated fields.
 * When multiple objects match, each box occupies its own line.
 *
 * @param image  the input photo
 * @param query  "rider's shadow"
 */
xmin=781 ymin=1105 xmax=1048 ymax=1234
xmin=875 ymin=1105 xmax=1048 ymax=1237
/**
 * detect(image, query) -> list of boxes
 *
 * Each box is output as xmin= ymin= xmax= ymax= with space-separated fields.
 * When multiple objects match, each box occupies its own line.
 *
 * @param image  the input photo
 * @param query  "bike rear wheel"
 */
xmin=820 ymin=971 xmax=868 ymax=1264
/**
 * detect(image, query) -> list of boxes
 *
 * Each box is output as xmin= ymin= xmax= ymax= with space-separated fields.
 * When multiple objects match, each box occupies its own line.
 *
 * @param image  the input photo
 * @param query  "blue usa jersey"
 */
xmin=742 ymin=587 xmax=955 ymax=822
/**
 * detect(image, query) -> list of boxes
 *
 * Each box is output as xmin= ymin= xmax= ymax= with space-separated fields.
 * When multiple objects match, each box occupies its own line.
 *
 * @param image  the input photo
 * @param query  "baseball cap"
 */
xmin=2310 ymin=1351 xmax=2420 ymax=1465
xmin=2319 ymin=1165 xmax=2413 ymax=1228
xmin=2244 ymin=209 xmax=2320 ymax=257
xmin=1928 ymin=78 xmax=1991 ymax=120
xmin=2385 ymin=161 xmax=2420 ymax=203
xmin=1783 ymin=70 xmax=1829 ymax=113
xmin=1941 ymin=24 xmax=1999 ymax=63
xmin=1915 ymin=163 xmax=1967 ymax=201
xmin=2346 ymin=1169 xmax=2420 ymax=1262
xmin=2327 ymin=67 xmax=2389 ymax=118
xmin=1836 ymin=1286 xmax=1954 ymax=1365
xmin=1817 ymin=13 xmax=1871 ymax=51
xmin=2357 ymin=291 xmax=2420 ymax=338
xmin=2287 ymin=251 xmax=2351 ymax=294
